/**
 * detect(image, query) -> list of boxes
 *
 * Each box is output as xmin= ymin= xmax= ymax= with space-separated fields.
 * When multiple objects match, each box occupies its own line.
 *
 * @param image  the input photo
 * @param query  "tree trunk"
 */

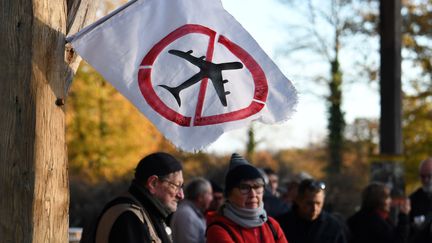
xmin=327 ymin=56 xmax=345 ymax=174
xmin=326 ymin=27 xmax=345 ymax=175
xmin=0 ymin=0 xmax=99 ymax=242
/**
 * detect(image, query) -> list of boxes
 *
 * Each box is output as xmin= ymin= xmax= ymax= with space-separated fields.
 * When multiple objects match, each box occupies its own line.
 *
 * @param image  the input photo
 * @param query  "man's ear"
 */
xmin=146 ymin=175 xmax=159 ymax=194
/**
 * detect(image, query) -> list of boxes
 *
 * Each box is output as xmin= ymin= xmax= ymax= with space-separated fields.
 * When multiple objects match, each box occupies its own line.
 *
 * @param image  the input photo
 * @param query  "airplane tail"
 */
xmin=159 ymin=85 xmax=182 ymax=106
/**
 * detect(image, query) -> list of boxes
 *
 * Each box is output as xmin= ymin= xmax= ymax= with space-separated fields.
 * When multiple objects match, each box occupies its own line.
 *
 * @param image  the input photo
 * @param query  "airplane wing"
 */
xmin=217 ymin=62 xmax=243 ymax=70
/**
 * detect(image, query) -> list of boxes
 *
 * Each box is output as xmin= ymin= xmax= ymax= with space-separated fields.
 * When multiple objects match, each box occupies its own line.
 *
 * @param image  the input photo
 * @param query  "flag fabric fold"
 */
xmin=68 ymin=0 xmax=297 ymax=152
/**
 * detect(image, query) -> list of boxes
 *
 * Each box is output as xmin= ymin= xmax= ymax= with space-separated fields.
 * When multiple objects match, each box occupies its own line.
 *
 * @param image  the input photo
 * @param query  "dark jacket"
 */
xmin=275 ymin=206 xmax=347 ymax=243
xmin=409 ymin=188 xmax=432 ymax=243
xmin=96 ymin=182 xmax=172 ymax=243
xmin=347 ymin=209 xmax=409 ymax=243
xmin=263 ymin=189 xmax=291 ymax=218
xmin=410 ymin=218 xmax=432 ymax=243
xmin=409 ymin=188 xmax=432 ymax=222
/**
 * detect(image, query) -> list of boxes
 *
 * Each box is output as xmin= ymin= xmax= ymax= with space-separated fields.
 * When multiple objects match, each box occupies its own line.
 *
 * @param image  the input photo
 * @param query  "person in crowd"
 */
xmin=410 ymin=158 xmax=432 ymax=227
xmin=347 ymin=182 xmax=411 ymax=243
xmin=264 ymin=167 xmax=281 ymax=197
xmin=205 ymin=180 xmax=225 ymax=223
xmin=281 ymin=171 xmax=312 ymax=208
xmin=206 ymin=153 xmax=287 ymax=243
xmin=209 ymin=180 xmax=225 ymax=211
xmin=261 ymin=168 xmax=290 ymax=218
xmin=170 ymin=177 xmax=213 ymax=243
xmin=83 ymin=152 xmax=184 ymax=243
xmin=409 ymin=157 xmax=432 ymax=242
xmin=276 ymin=179 xmax=347 ymax=243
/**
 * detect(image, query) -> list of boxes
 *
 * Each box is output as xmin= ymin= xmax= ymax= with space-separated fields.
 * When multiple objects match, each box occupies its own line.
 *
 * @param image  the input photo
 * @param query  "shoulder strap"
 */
xmin=95 ymin=193 xmax=161 ymax=243
xmin=266 ymin=219 xmax=279 ymax=241
xmin=123 ymin=192 xmax=162 ymax=243
xmin=142 ymin=208 xmax=162 ymax=243
xmin=95 ymin=203 xmax=143 ymax=243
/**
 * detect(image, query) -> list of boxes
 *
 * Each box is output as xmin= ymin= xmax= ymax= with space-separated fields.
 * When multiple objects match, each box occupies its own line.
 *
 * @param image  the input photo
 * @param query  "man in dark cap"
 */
xmin=86 ymin=152 xmax=184 ymax=243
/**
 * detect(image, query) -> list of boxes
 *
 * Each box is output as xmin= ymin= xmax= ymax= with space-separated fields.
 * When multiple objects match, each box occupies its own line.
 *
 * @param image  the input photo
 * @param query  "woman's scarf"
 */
xmin=221 ymin=201 xmax=268 ymax=228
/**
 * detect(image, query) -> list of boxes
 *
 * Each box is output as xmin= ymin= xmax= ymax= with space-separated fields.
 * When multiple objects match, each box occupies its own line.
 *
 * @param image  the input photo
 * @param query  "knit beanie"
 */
xmin=224 ymin=153 xmax=264 ymax=196
xmin=134 ymin=152 xmax=182 ymax=183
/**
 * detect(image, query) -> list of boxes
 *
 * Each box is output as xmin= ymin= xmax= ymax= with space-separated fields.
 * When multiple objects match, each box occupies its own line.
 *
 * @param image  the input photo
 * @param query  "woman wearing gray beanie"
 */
xmin=206 ymin=153 xmax=287 ymax=243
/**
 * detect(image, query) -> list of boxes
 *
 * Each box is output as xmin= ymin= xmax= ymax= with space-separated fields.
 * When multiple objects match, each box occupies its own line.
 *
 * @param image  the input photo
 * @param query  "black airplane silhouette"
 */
xmin=159 ymin=49 xmax=243 ymax=107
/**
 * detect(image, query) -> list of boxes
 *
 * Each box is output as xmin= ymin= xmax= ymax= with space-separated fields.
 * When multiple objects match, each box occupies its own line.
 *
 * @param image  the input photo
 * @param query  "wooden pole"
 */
xmin=380 ymin=0 xmax=402 ymax=155
xmin=0 ymin=0 xmax=99 ymax=242
xmin=372 ymin=0 xmax=404 ymax=205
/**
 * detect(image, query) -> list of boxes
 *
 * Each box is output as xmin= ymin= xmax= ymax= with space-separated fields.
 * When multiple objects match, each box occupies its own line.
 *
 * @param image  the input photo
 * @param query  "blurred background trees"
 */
xmin=67 ymin=63 xmax=166 ymax=182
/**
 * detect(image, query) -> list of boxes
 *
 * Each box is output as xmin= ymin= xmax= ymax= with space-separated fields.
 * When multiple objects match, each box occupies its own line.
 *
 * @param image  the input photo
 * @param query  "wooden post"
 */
xmin=380 ymin=0 xmax=402 ymax=155
xmin=0 ymin=0 xmax=99 ymax=242
xmin=373 ymin=0 xmax=404 ymax=206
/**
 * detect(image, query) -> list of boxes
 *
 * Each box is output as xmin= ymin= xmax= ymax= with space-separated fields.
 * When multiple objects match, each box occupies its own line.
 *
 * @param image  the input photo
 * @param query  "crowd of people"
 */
xmin=80 ymin=153 xmax=432 ymax=243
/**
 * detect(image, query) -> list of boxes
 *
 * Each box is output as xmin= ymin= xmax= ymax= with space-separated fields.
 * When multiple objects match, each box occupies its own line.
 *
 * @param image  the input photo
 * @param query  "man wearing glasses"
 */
xmin=276 ymin=179 xmax=348 ymax=243
xmin=87 ymin=152 xmax=184 ymax=243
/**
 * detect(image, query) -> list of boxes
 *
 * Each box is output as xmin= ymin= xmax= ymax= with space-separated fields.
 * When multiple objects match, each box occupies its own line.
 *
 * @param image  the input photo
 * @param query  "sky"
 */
xmin=204 ymin=0 xmax=381 ymax=154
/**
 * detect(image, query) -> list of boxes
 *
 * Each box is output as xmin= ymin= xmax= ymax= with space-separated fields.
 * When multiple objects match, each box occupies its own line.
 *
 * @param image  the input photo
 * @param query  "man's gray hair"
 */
xmin=185 ymin=177 xmax=211 ymax=200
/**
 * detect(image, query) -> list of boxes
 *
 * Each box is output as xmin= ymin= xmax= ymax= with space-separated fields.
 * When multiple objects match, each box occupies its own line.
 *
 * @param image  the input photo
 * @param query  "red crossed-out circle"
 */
xmin=138 ymin=24 xmax=268 ymax=127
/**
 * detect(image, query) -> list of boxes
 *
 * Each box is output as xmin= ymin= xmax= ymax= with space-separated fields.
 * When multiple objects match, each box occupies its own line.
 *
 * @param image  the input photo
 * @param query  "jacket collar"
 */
xmin=129 ymin=181 xmax=172 ymax=219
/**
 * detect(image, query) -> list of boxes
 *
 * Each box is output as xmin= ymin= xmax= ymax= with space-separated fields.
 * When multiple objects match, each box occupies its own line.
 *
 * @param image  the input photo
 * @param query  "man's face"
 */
xmin=268 ymin=174 xmax=279 ymax=195
xmin=198 ymin=185 xmax=213 ymax=211
xmin=379 ymin=187 xmax=392 ymax=212
xmin=420 ymin=160 xmax=432 ymax=193
xmin=296 ymin=190 xmax=325 ymax=221
xmin=209 ymin=191 xmax=224 ymax=211
xmin=153 ymin=171 xmax=184 ymax=212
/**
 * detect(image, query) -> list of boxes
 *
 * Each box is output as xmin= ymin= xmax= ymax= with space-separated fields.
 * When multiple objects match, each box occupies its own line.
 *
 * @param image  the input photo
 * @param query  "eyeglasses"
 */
xmin=160 ymin=178 xmax=184 ymax=193
xmin=420 ymin=174 xmax=432 ymax=180
xmin=237 ymin=183 xmax=264 ymax=195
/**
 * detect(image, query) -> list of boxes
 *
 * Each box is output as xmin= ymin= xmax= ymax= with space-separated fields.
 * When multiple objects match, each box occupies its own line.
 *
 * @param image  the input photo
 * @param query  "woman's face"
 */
xmin=379 ymin=187 xmax=392 ymax=212
xmin=228 ymin=179 xmax=264 ymax=209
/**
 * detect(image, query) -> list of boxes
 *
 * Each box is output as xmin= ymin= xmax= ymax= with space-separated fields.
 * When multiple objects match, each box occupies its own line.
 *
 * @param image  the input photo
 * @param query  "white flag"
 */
xmin=68 ymin=0 xmax=297 ymax=152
